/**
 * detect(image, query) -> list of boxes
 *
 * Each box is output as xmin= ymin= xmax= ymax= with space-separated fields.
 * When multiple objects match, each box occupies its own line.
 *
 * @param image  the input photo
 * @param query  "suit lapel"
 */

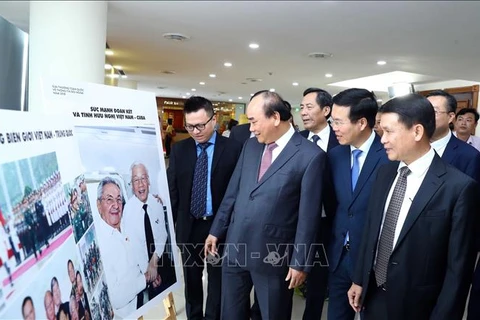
xmin=351 ymin=135 xmax=383 ymax=205
xmin=393 ymin=155 xmax=446 ymax=251
xmin=371 ymin=165 xmax=398 ymax=238
xmin=441 ymin=135 xmax=457 ymax=164
xmin=184 ymin=138 xmax=198 ymax=194
xmin=252 ymin=133 xmax=300 ymax=192
xmin=211 ymin=135 xmax=225 ymax=174
xmin=337 ymin=146 xmax=353 ymax=199
xmin=327 ymin=126 xmax=339 ymax=151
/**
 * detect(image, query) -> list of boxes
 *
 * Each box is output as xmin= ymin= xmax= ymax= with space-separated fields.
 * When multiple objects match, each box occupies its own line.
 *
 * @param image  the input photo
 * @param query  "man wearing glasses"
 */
xmin=95 ymin=176 xmax=151 ymax=318
xmin=123 ymin=162 xmax=176 ymax=304
xmin=167 ymin=96 xmax=242 ymax=320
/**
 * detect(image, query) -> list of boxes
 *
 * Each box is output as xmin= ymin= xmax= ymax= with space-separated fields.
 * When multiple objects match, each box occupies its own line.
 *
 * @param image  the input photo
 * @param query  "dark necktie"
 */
xmin=351 ymin=149 xmax=363 ymax=191
xmin=143 ymin=204 xmax=155 ymax=261
xmin=375 ymin=166 xmax=411 ymax=286
xmin=312 ymin=134 xmax=320 ymax=145
xmin=190 ymin=142 xmax=211 ymax=218
xmin=258 ymin=142 xmax=278 ymax=181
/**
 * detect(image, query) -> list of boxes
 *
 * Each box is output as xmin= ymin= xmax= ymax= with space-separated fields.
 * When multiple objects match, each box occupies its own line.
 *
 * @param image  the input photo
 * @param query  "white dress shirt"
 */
xmin=96 ymin=217 xmax=146 ymax=318
xmin=377 ymin=147 xmax=435 ymax=253
xmin=307 ymin=125 xmax=331 ymax=152
xmin=123 ymin=193 xmax=168 ymax=273
xmin=431 ymin=131 xmax=452 ymax=157
xmin=350 ymin=130 xmax=376 ymax=171
xmin=270 ymin=125 xmax=295 ymax=163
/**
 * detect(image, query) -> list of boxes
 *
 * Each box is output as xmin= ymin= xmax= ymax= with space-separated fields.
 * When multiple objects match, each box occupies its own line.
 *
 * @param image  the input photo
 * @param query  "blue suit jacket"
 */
xmin=442 ymin=134 xmax=480 ymax=183
xmin=327 ymin=133 xmax=390 ymax=272
xmin=210 ymin=131 xmax=326 ymax=275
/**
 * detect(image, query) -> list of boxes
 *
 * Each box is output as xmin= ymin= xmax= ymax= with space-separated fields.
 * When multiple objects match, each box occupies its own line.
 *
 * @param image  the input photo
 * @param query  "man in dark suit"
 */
xmin=229 ymin=123 xmax=252 ymax=145
xmin=348 ymin=94 xmax=478 ymax=319
xmin=427 ymin=90 xmax=480 ymax=182
xmin=205 ymin=90 xmax=325 ymax=320
xmin=299 ymin=87 xmax=338 ymax=320
xmin=167 ymin=96 xmax=242 ymax=320
xmin=327 ymin=88 xmax=389 ymax=320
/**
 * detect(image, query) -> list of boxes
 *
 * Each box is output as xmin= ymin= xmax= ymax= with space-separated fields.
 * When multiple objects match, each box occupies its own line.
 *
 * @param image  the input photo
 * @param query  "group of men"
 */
xmin=167 ymin=86 xmax=480 ymax=320
xmin=95 ymin=162 xmax=176 ymax=318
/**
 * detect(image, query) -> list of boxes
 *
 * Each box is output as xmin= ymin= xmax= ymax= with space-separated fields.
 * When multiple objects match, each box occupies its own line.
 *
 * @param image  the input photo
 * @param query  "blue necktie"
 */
xmin=190 ymin=142 xmax=211 ymax=218
xmin=351 ymin=149 xmax=363 ymax=191
xmin=312 ymin=135 xmax=320 ymax=145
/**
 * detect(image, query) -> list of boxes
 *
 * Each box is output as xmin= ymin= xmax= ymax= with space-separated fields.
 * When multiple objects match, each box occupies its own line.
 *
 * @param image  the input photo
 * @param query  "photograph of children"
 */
xmin=0 ymin=236 xmax=83 ymax=320
xmin=77 ymin=225 xmax=103 ymax=296
xmin=69 ymin=175 xmax=94 ymax=243
xmin=0 ymin=152 xmax=72 ymax=303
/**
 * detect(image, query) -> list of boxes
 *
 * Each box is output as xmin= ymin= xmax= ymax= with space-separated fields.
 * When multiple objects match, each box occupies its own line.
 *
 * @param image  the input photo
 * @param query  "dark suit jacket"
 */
xmin=167 ymin=134 xmax=242 ymax=245
xmin=442 ymin=134 xmax=480 ymax=183
xmin=229 ymin=123 xmax=251 ymax=146
xmin=209 ymin=131 xmax=326 ymax=275
xmin=327 ymin=133 xmax=389 ymax=272
xmin=354 ymin=155 xmax=478 ymax=320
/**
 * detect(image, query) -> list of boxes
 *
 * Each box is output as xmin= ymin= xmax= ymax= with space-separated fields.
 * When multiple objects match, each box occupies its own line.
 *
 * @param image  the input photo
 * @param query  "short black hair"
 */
xmin=332 ymin=88 xmax=378 ymax=128
xmin=303 ymin=87 xmax=333 ymax=118
xmin=456 ymin=107 xmax=479 ymax=122
xmin=381 ymin=94 xmax=436 ymax=139
xmin=184 ymin=96 xmax=214 ymax=117
xmin=22 ymin=296 xmax=33 ymax=317
xmin=250 ymin=90 xmax=291 ymax=121
xmin=50 ymin=277 xmax=58 ymax=293
xmin=425 ymin=90 xmax=457 ymax=113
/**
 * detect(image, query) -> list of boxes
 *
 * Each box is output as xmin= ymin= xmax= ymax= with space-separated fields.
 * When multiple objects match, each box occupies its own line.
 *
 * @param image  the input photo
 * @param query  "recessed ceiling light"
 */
xmin=224 ymin=62 xmax=233 ymax=67
xmin=292 ymin=82 xmax=299 ymax=86
xmin=191 ymin=88 xmax=196 ymax=91
xmin=209 ymin=74 xmax=216 ymax=78
xmin=186 ymin=92 xmax=191 ymax=96
xmin=182 ymin=96 xmax=186 ymax=98
xmin=238 ymin=97 xmax=243 ymax=99
xmin=113 ymin=65 xmax=122 ymax=70
xmin=269 ymin=88 xmax=275 ymax=92
xmin=325 ymin=73 xmax=333 ymax=78
xmin=105 ymin=49 xmax=113 ymax=56
xmin=250 ymin=93 xmax=254 ymax=96
xmin=121 ymin=75 xmax=127 ymax=79
xmin=104 ymin=64 xmax=112 ymax=70
xmin=249 ymin=43 xmax=259 ymax=49
xmin=228 ymin=99 xmax=233 ymax=102
xmin=199 ymin=82 xmax=205 ymax=85
xmin=377 ymin=60 xmax=387 ymax=65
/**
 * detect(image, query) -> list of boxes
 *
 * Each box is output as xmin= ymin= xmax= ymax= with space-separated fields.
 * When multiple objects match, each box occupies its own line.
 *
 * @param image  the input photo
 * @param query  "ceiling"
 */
xmin=1 ymin=1 xmax=480 ymax=106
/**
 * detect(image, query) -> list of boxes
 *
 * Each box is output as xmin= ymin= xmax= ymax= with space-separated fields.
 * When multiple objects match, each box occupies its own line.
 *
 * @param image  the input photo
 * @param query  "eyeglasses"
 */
xmin=101 ymin=196 xmax=123 ymax=206
xmin=185 ymin=115 xmax=214 ymax=132
xmin=132 ymin=176 xmax=148 ymax=185
xmin=331 ymin=119 xmax=348 ymax=127
xmin=433 ymin=110 xmax=449 ymax=115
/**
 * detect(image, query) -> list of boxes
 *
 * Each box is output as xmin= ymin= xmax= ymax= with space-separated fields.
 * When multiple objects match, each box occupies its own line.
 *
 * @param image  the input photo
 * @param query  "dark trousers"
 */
xmin=468 ymin=259 xmax=480 ymax=320
xmin=328 ymin=248 xmax=356 ymax=320
xmin=221 ymin=265 xmax=293 ymax=320
xmin=182 ymin=219 xmax=221 ymax=320
xmin=165 ymin=136 xmax=172 ymax=156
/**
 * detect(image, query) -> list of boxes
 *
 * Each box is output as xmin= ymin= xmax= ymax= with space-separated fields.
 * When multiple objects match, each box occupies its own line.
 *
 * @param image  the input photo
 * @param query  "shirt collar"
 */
xmin=431 ymin=130 xmax=452 ymax=150
xmin=398 ymin=147 xmax=435 ymax=178
xmin=195 ymin=131 xmax=217 ymax=147
xmin=274 ymin=125 xmax=295 ymax=149
xmin=350 ymin=130 xmax=376 ymax=154
xmin=307 ymin=125 xmax=330 ymax=142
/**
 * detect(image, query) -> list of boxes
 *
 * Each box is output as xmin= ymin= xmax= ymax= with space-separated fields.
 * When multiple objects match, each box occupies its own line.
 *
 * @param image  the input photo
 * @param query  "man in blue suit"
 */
xmin=299 ymin=87 xmax=338 ymax=320
xmin=205 ymin=90 xmax=325 ymax=320
xmin=427 ymin=90 xmax=480 ymax=183
xmin=326 ymin=88 xmax=389 ymax=320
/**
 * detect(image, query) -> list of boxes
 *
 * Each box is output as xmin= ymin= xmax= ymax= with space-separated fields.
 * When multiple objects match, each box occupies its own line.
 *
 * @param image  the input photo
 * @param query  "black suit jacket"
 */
xmin=354 ymin=154 xmax=478 ymax=320
xmin=229 ymin=123 xmax=251 ymax=146
xmin=167 ymin=134 xmax=242 ymax=244
xmin=442 ymin=134 xmax=480 ymax=183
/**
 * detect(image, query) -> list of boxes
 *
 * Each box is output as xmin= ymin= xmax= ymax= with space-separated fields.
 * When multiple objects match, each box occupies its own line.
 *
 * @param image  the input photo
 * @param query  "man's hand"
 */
xmin=145 ymin=253 xmax=159 ymax=282
xmin=347 ymin=283 xmax=363 ymax=312
xmin=152 ymin=274 xmax=162 ymax=288
xmin=205 ymin=234 xmax=218 ymax=257
xmin=285 ymin=268 xmax=307 ymax=289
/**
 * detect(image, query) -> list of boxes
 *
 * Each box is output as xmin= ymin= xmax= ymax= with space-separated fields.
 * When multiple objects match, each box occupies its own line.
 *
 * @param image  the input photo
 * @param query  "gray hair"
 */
xmin=130 ymin=162 xmax=149 ymax=177
xmin=96 ymin=177 xmax=123 ymax=201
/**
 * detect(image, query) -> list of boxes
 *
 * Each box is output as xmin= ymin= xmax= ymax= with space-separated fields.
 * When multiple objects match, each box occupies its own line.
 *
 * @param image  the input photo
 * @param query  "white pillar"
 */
xmin=28 ymin=1 xmax=108 ymax=112
xmin=118 ymin=79 xmax=138 ymax=90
